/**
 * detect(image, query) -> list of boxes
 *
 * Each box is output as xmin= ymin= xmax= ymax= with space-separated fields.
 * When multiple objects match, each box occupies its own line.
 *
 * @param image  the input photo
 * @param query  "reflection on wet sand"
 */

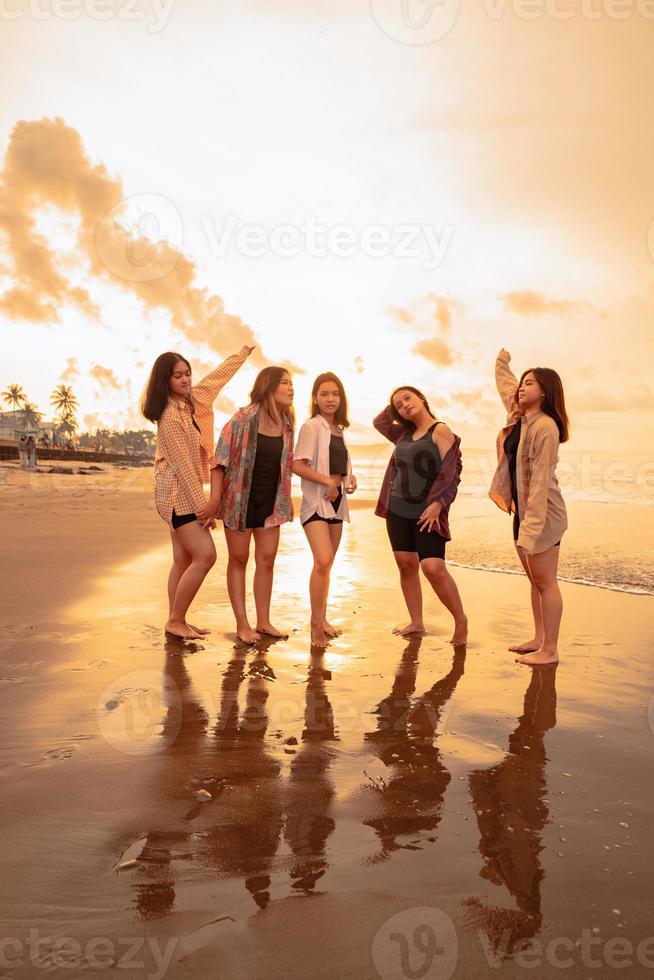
xmin=463 ymin=665 xmax=558 ymax=955
xmin=285 ymin=649 xmax=337 ymax=894
xmin=362 ymin=640 xmax=467 ymax=858
xmin=132 ymin=640 xmax=340 ymax=918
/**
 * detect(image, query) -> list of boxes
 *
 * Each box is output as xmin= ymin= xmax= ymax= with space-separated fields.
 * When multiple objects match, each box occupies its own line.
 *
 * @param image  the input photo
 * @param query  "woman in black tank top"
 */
xmin=373 ymin=385 xmax=468 ymax=646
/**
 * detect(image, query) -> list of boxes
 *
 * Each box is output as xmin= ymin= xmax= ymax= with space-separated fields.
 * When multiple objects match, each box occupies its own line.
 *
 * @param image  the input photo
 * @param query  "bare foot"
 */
xmin=509 ymin=638 xmax=542 ymax=653
xmin=323 ymin=620 xmax=342 ymax=638
xmin=188 ymin=624 xmax=211 ymax=636
xmin=450 ymin=616 xmax=468 ymax=645
xmin=255 ymin=623 xmax=289 ymax=640
xmin=165 ymin=620 xmax=201 ymax=640
xmin=311 ymin=625 xmax=329 ymax=648
xmin=236 ymin=627 xmax=260 ymax=646
xmin=516 ymin=648 xmax=559 ymax=666
xmin=392 ymin=623 xmax=425 ymax=637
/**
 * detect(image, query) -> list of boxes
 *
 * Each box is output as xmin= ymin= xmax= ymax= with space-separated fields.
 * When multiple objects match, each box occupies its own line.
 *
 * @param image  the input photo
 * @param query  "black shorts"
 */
xmin=302 ymin=492 xmax=344 ymax=527
xmin=172 ymin=509 xmax=197 ymax=529
xmin=245 ymin=491 xmax=276 ymax=529
xmin=513 ymin=511 xmax=560 ymax=547
xmin=386 ymin=511 xmax=447 ymax=561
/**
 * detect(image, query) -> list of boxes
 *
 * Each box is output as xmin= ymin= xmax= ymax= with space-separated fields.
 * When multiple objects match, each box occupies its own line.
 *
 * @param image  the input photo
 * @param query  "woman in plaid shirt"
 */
xmin=142 ymin=345 xmax=254 ymax=639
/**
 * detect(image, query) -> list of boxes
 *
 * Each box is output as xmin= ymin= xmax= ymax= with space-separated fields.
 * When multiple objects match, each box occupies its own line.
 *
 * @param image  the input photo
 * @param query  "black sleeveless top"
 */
xmin=329 ymin=434 xmax=348 ymax=476
xmin=390 ymin=423 xmax=442 ymax=519
xmin=503 ymin=423 xmax=521 ymax=510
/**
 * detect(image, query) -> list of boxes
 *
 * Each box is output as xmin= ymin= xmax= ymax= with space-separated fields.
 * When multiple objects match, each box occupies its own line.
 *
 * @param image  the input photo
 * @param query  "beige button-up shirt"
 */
xmin=153 ymin=350 xmax=249 ymax=525
xmin=293 ymin=414 xmax=353 ymax=525
xmin=489 ymin=354 xmax=567 ymax=555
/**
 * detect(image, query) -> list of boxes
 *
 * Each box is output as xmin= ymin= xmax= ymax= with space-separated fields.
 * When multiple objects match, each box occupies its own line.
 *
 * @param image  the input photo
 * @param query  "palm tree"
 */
xmin=50 ymin=384 xmax=79 ymax=417
xmin=2 ymin=384 xmax=27 ymax=428
xmin=17 ymin=402 xmax=44 ymax=430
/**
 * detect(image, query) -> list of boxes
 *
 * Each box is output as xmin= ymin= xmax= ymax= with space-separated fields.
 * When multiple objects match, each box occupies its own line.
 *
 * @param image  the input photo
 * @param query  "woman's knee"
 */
xmin=255 ymin=552 xmax=276 ymax=573
xmin=228 ymin=552 xmax=249 ymax=571
xmin=395 ymin=555 xmax=419 ymax=577
xmin=421 ymin=559 xmax=447 ymax=583
xmin=312 ymin=553 xmax=333 ymax=575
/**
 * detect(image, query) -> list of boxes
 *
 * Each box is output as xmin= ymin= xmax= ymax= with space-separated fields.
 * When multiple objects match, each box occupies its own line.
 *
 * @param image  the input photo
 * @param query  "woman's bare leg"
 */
xmin=509 ymin=543 xmax=544 ymax=652
xmin=168 ymin=531 xmax=211 ymax=636
xmin=323 ymin=523 xmax=344 ymax=637
xmin=420 ymin=557 xmax=468 ymax=644
xmin=392 ymin=551 xmax=425 ymax=636
xmin=303 ymin=521 xmax=337 ymax=648
xmin=253 ymin=527 xmax=288 ymax=639
xmin=224 ymin=527 xmax=259 ymax=644
xmin=165 ymin=522 xmax=216 ymax=639
xmin=517 ymin=547 xmax=562 ymax=665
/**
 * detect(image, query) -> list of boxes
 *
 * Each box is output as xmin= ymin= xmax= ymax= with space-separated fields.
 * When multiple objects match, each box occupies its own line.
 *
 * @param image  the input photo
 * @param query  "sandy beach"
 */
xmin=1 ymin=461 xmax=652 ymax=980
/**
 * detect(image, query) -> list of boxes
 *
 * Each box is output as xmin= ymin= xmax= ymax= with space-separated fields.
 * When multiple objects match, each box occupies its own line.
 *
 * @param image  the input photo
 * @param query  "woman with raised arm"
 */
xmin=142 ymin=345 xmax=254 ymax=640
xmin=206 ymin=367 xmax=295 ymax=646
xmin=292 ymin=372 xmax=358 ymax=648
xmin=490 ymin=348 xmax=569 ymax=666
xmin=373 ymin=386 xmax=467 ymax=644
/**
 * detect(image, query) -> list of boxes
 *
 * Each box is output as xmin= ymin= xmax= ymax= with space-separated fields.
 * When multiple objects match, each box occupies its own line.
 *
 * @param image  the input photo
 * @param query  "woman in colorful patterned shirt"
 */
xmin=142 ymin=345 xmax=254 ymax=640
xmin=207 ymin=367 xmax=295 ymax=645
xmin=374 ymin=386 xmax=467 ymax=645
xmin=490 ymin=348 xmax=569 ymax=666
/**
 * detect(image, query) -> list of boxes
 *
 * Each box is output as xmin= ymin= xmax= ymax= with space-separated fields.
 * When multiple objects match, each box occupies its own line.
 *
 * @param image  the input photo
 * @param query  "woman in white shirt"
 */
xmin=292 ymin=373 xmax=357 ymax=648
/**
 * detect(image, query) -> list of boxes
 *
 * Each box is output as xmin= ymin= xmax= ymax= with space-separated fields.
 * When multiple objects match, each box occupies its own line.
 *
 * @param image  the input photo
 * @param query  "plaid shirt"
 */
xmin=489 ymin=354 xmax=567 ymax=554
xmin=210 ymin=404 xmax=294 ymax=531
xmin=372 ymin=406 xmax=462 ymax=541
xmin=154 ymin=350 xmax=250 ymax=524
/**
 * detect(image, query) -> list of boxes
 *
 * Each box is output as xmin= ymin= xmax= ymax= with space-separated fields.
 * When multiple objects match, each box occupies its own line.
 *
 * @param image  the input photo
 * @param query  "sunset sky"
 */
xmin=2 ymin=0 xmax=653 ymax=452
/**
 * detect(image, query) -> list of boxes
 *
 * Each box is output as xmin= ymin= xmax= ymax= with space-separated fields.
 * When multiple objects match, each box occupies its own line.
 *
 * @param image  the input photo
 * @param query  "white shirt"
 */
xmin=294 ymin=415 xmax=353 ymax=524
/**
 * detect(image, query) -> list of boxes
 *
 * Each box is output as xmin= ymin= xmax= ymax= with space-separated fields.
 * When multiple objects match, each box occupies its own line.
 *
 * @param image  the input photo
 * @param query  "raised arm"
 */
xmin=373 ymin=405 xmax=405 ymax=445
xmin=496 ymin=348 xmax=520 ymax=415
xmin=192 ymin=345 xmax=254 ymax=404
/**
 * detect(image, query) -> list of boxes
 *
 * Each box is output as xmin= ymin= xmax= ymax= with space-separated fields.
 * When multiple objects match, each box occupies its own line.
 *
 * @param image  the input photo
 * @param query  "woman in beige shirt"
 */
xmin=142 ymin=345 xmax=254 ymax=640
xmin=489 ymin=349 xmax=569 ymax=666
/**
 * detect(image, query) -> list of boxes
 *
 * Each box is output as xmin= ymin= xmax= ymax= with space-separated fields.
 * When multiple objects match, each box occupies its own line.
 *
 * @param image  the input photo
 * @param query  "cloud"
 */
xmin=90 ymin=364 xmax=122 ymax=391
xmin=387 ymin=293 xmax=461 ymax=366
xmin=0 ymin=116 xmax=284 ymax=367
xmin=60 ymin=357 xmax=79 ymax=382
xmin=412 ymin=337 xmax=455 ymax=367
xmin=501 ymin=290 xmax=597 ymax=316
xmin=354 ymin=355 xmax=364 ymax=374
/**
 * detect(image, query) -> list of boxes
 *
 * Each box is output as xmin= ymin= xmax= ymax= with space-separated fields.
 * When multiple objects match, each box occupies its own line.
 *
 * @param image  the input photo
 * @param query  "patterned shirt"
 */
xmin=153 ymin=350 xmax=250 ymax=524
xmin=210 ymin=404 xmax=294 ymax=531
xmin=373 ymin=406 xmax=462 ymax=541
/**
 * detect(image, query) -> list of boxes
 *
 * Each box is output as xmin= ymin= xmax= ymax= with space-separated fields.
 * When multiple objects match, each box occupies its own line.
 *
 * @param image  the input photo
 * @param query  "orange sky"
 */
xmin=1 ymin=0 xmax=653 ymax=452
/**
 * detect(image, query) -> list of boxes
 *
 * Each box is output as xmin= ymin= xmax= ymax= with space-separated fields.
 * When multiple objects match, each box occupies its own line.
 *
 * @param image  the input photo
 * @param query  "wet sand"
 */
xmin=1 ymin=463 xmax=653 ymax=980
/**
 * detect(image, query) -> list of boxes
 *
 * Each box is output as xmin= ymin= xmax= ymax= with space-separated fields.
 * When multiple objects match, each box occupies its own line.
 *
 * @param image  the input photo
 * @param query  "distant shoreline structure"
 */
xmin=0 ymin=441 xmax=152 ymax=466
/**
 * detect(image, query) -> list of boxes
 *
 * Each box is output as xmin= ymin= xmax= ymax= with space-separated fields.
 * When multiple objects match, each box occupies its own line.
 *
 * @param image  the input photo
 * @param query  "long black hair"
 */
xmin=389 ymin=385 xmax=435 ymax=430
xmin=141 ymin=352 xmax=191 ymax=423
xmin=520 ymin=367 xmax=570 ymax=443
